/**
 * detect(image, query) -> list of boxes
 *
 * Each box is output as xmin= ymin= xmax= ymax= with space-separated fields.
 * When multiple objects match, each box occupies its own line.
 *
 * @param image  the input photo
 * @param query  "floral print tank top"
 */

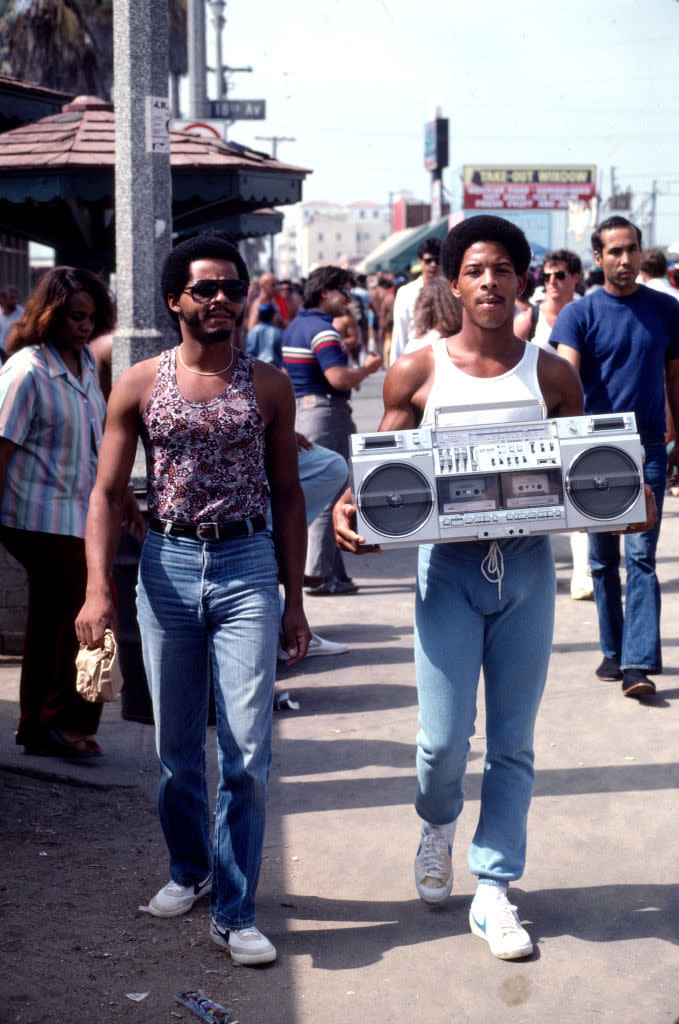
xmin=141 ymin=347 xmax=268 ymax=523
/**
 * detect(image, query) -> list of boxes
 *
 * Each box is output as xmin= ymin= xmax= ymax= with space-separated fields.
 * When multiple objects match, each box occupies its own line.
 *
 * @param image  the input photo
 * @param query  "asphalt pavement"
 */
xmin=1 ymin=369 xmax=677 ymax=1023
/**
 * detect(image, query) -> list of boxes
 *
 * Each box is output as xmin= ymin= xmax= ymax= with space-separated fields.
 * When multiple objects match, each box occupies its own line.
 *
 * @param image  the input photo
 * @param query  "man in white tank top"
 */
xmin=339 ymin=221 xmax=654 ymax=959
xmin=336 ymin=216 xmax=588 ymax=960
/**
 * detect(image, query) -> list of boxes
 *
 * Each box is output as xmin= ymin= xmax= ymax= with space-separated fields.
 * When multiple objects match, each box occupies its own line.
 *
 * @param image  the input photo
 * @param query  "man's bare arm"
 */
xmin=537 ymin=349 xmax=584 ymax=417
xmin=263 ymin=372 xmax=311 ymax=665
xmin=555 ymin=343 xmax=581 ymax=373
xmin=75 ymin=366 xmax=146 ymax=646
xmin=323 ymin=353 xmax=382 ymax=391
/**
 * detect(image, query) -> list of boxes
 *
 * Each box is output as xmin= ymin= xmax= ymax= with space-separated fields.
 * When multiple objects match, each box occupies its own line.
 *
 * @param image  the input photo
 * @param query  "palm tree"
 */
xmin=0 ymin=0 xmax=186 ymax=103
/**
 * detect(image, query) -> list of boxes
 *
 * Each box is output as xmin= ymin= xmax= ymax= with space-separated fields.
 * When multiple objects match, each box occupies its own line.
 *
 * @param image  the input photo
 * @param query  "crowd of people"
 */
xmin=0 ymin=212 xmax=677 ymax=967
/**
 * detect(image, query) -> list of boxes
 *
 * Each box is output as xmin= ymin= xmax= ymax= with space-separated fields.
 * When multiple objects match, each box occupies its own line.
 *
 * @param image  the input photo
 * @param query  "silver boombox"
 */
xmin=350 ymin=401 xmax=646 ymax=547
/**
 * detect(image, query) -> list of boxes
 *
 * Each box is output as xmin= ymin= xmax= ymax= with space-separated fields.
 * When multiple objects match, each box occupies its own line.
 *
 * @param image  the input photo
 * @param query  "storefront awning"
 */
xmin=357 ymin=217 xmax=450 ymax=275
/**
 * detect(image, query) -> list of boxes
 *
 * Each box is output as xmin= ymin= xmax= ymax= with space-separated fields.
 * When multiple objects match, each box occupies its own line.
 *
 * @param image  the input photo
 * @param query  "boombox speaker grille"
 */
xmin=358 ymin=463 xmax=434 ymax=537
xmin=566 ymin=445 xmax=641 ymax=520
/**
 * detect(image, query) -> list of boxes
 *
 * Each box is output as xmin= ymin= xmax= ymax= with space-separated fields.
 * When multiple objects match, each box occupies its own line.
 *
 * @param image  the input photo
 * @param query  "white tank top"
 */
xmin=532 ymin=307 xmax=555 ymax=351
xmin=421 ymin=337 xmax=543 ymax=428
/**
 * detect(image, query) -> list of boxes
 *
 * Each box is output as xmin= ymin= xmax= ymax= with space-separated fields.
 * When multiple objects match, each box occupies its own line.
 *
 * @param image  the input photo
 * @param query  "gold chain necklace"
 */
xmin=177 ymin=344 xmax=234 ymax=377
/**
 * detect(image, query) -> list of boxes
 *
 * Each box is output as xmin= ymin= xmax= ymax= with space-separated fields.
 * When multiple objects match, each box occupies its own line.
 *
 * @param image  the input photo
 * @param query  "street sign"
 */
xmin=208 ymin=99 xmax=266 ymax=120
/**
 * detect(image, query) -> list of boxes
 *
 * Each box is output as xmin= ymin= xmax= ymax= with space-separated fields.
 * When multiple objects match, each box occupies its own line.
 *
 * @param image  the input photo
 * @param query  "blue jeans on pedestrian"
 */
xmin=414 ymin=536 xmax=555 ymax=883
xmin=295 ymin=394 xmax=355 ymax=581
xmin=265 ymin=441 xmax=348 ymax=532
xmin=588 ymin=440 xmax=667 ymax=672
xmin=136 ymin=529 xmax=280 ymax=930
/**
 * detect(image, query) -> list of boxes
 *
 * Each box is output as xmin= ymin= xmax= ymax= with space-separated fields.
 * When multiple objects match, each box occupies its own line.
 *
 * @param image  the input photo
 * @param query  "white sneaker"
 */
xmin=148 ymin=873 xmax=212 ymax=918
xmin=277 ymin=631 xmax=349 ymax=661
xmin=210 ymin=920 xmax=276 ymax=965
xmin=469 ymin=885 xmax=533 ymax=960
xmin=570 ymin=579 xmax=594 ymax=600
xmin=414 ymin=826 xmax=453 ymax=904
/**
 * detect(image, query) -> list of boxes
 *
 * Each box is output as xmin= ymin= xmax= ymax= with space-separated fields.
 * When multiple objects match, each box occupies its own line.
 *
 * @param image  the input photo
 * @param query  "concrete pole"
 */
xmin=113 ymin=0 xmax=173 ymax=479
xmin=187 ymin=0 xmax=208 ymax=119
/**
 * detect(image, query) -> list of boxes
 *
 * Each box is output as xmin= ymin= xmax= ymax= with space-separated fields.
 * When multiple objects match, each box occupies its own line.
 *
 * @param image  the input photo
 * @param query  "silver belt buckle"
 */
xmin=196 ymin=521 xmax=219 ymax=540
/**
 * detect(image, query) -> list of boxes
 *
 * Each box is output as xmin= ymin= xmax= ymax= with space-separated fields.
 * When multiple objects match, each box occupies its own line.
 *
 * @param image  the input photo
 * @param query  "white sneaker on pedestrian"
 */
xmin=210 ymin=920 xmax=276 ymax=965
xmin=148 ymin=873 xmax=212 ymax=918
xmin=414 ymin=825 xmax=453 ymax=904
xmin=570 ymin=578 xmax=594 ymax=600
xmin=277 ymin=631 xmax=349 ymax=661
xmin=469 ymin=885 xmax=533 ymax=960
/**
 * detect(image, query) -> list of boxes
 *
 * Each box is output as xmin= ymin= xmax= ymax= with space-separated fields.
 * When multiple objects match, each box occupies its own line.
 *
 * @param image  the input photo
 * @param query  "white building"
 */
xmin=277 ymin=201 xmax=391 ymax=279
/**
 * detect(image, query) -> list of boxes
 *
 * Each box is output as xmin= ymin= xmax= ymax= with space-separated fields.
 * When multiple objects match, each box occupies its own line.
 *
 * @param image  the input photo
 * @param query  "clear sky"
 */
xmin=200 ymin=0 xmax=679 ymax=247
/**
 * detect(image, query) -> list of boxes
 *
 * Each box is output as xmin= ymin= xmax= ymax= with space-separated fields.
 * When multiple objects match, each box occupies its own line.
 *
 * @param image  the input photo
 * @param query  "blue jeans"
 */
xmin=136 ymin=529 xmax=280 ymax=930
xmin=414 ymin=536 xmax=555 ymax=883
xmin=588 ymin=440 xmax=667 ymax=672
xmin=295 ymin=394 xmax=355 ymax=580
xmin=265 ymin=441 xmax=348 ymax=532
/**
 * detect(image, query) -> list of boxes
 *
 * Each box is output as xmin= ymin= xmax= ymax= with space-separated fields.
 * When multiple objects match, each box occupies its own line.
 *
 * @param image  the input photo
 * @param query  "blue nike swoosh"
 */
xmin=471 ymin=911 xmax=487 ymax=932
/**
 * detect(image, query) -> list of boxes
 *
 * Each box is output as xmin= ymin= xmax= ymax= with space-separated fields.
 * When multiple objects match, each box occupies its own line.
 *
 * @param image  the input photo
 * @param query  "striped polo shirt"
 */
xmin=281 ymin=309 xmax=350 ymax=398
xmin=0 ymin=342 xmax=106 ymax=537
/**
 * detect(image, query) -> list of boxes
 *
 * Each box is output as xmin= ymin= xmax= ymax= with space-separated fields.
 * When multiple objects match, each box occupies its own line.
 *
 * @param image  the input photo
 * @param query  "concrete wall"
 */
xmin=0 ymin=545 xmax=26 ymax=655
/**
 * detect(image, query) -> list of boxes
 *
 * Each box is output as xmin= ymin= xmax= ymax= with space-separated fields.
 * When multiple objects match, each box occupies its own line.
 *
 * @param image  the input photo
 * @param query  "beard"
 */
xmin=179 ymin=306 xmax=234 ymax=342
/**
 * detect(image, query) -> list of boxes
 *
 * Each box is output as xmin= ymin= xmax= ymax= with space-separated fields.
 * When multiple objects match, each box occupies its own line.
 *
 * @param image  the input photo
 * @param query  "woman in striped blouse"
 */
xmin=0 ymin=267 xmax=115 ymax=757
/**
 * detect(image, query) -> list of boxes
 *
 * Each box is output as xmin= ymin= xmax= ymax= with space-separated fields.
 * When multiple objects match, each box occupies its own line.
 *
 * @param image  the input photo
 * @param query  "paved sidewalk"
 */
xmin=1 ymin=370 xmax=678 ymax=1023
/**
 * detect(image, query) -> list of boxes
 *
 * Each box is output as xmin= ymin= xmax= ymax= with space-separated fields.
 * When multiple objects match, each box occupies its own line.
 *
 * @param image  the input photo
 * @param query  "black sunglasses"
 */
xmin=542 ymin=270 xmax=568 ymax=282
xmin=183 ymin=279 xmax=249 ymax=304
xmin=421 ymin=256 xmax=439 ymax=265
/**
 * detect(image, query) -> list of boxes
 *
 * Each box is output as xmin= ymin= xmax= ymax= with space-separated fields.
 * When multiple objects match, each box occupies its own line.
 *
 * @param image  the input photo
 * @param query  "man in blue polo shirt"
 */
xmin=282 ymin=266 xmax=382 ymax=595
xmin=552 ymin=216 xmax=679 ymax=698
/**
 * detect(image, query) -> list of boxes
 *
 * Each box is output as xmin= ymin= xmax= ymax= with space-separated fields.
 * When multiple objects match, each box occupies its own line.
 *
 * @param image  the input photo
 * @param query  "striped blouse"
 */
xmin=0 ymin=342 xmax=106 ymax=537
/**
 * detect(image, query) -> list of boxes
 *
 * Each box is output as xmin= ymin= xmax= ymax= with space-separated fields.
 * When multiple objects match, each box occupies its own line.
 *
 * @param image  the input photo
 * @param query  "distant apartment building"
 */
xmin=277 ymin=201 xmax=391 ymax=278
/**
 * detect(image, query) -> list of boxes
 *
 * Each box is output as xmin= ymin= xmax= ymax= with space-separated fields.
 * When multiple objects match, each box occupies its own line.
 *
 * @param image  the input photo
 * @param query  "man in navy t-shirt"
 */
xmin=282 ymin=266 xmax=381 ymax=594
xmin=552 ymin=216 xmax=679 ymax=698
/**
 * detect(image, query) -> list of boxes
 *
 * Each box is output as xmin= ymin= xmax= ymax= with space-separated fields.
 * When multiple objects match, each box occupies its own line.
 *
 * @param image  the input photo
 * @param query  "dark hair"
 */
xmin=160 ymin=231 xmax=249 ymax=333
xmin=542 ymin=249 xmax=582 ymax=277
xmin=257 ymin=302 xmax=276 ymax=323
xmin=640 ymin=247 xmax=667 ymax=279
xmin=7 ymin=266 xmax=115 ymax=354
xmin=520 ymin=273 xmax=536 ymax=302
xmin=303 ymin=266 xmax=352 ymax=309
xmin=591 ymin=216 xmax=642 ymax=255
xmin=413 ymin=278 xmax=462 ymax=338
xmin=417 ymin=236 xmax=442 ymax=261
xmin=441 ymin=216 xmax=532 ymax=279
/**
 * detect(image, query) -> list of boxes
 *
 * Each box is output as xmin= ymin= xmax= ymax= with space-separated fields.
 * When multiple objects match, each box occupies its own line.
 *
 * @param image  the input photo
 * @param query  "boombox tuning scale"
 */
xmin=350 ymin=406 xmax=646 ymax=548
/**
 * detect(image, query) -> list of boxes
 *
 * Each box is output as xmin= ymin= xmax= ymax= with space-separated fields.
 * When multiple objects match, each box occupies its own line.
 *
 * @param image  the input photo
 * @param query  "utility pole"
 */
xmin=113 ymin=0 xmax=173 ymax=482
xmin=649 ymin=180 xmax=658 ymax=247
xmin=256 ymin=135 xmax=296 ymax=272
xmin=208 ymin=0 xmax=227 ymax=99
xmin=187 ymin=0 xmax=208 ymax=119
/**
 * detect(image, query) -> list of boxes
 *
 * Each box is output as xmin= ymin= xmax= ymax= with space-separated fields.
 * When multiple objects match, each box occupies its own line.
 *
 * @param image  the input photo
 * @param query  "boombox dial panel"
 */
xmin=350 ymin=413 xmax=647 ymax=548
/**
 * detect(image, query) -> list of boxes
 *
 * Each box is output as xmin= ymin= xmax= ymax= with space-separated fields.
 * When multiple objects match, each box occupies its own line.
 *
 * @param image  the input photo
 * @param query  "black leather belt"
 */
xmin=149 ymin=514 xmax=267 ymax=541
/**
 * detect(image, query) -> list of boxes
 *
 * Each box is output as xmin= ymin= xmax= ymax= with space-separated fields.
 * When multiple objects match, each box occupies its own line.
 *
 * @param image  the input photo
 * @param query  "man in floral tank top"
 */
xmin=77 ymin=232 xmax=310 ymax=966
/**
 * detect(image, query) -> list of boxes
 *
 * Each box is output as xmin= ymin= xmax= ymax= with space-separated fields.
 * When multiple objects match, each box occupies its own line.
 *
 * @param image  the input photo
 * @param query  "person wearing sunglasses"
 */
xmin=515 ymin=251 xmax=592 ymax=600
xmin=389 ymin=236 xmax=443 ymax=366
xmin=514 ymin=249 xmax=582 ymax=352
xmin=76 ymin=231 xmax=310 ymax=966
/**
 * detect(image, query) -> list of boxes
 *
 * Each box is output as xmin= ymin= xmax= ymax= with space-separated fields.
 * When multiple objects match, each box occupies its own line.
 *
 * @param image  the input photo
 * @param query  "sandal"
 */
xmin=46 ymin=728 xmax=102 ymax=759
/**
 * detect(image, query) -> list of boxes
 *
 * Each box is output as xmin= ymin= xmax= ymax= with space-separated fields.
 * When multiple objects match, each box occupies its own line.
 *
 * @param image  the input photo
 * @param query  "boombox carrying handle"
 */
xmin=434 ymin=398 xmax=547 ymax=429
